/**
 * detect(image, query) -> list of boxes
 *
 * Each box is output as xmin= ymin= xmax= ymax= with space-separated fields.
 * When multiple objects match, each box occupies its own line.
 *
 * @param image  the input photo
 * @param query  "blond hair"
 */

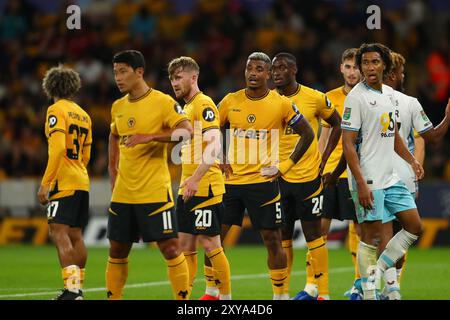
xmin=168 ymin=56 xmax=200 ymax=78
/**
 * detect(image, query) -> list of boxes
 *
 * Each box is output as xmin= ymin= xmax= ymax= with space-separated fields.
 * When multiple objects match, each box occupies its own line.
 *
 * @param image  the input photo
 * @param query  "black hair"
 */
xmin=113 ymin=50 xmax=146 ymax=71
xmin=355 ymin=43 xmax=392 ymax=75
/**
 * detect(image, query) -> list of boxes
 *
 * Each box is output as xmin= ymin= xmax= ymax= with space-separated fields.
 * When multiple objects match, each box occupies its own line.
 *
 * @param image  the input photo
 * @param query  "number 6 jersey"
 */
xmin=43 ymin=98 xmax=92 ymax=196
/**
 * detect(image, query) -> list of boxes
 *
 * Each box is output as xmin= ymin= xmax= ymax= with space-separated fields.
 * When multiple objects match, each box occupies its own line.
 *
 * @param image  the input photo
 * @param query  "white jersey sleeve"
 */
xmin=410 ymin=98 xmax=433 ymax=134
xmin=342 ymin=94 xmax=363 ymax=132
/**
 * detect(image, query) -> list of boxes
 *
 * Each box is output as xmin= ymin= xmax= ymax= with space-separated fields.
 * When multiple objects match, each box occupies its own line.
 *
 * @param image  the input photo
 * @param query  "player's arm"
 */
xmin=323 ymin=152 xmax=347 ymax=188
xmin=182 ymin=128 xmax=221 ymax=201
xmin=320 ymin=110 xmax=342 ymax=175
xmin=125 ymin=119 xmax=193 ymax=146
xmin=342 ymin=129 xmax=373 ymax=209
xmin=318 ymin=125 xmax=330 ymax=154
xmin=38 ymin=131 xmax=66 ymax=205
xmin=261 ymin=116 xmax=314 ymax=180
xmin=414 ymin=134 xmax=425 ymax=166
xmin=108 ymin=132 xmax=120 ymax=191
xmin=394 ymin=125 xmax=424 ymax=180
xmin=419 ymin=98 xmax=450 ymax=143
xmin=219 ymin=121 xmax=233 ymax=179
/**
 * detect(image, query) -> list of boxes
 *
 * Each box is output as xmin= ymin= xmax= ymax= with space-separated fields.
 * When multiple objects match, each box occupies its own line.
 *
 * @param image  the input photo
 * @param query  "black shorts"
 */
xmin=279 ymin=175 xmax=323 ymax=222
xmin=322 ymin=178 xmax=357 ymax=221
xmin=47 ymin=190 xmax=89 ymax=229
xmin=107 ymin=202 xmax=177 ymax=243
xmin=222 ymin=181 xmax=283 ymax=230
xmin=176 ymin=195 xmax=223 ymax=235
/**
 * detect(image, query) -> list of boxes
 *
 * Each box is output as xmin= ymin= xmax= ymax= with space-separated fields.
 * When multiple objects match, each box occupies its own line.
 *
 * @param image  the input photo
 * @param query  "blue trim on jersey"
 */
xmin=418 ymin=126 xmax=433 ymax=135
xmin=363 ymin=82 xmax=383 ymax=94
xmin=342 ymin=126 xmax=360 ymax=132
xmin=288 ymin=113 xmax=303 ymax=127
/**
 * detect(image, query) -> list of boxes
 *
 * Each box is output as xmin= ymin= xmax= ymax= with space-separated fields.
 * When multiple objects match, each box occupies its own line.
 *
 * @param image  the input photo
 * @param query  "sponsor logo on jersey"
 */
xmin=343 ymin=107 xmax=351 ymax=120
xmin=48 ymin=115 xmax=57 ymax=128
xmin=202 ymin=107 xmax=215 ymax=122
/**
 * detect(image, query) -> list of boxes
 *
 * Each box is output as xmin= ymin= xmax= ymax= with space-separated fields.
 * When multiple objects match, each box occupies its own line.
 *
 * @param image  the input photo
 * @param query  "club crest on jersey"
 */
xmin=343 ymin=107 xmax=351 ymax=120
xmin=127 ymin=117 xmax=136 ymax=128
xmin=174 ymin=103 xmax=185 ymax=115
xmin=202 ymin=107 xmax=215 ymax=122
xmin=48 ymin=115 xmax=57 ymax=128
xmin=247 ymin=114 xmax=256 ymax=123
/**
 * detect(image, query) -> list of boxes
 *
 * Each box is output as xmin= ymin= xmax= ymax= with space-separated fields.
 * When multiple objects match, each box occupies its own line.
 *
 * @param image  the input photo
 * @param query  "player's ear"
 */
xmin=135 ymin=67 xmax=145 ymax=77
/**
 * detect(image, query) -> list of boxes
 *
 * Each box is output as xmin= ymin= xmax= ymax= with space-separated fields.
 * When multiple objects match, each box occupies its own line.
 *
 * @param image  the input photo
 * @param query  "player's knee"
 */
xmin=159 ymin=239 xmax=181 ymax=260
xmin=406 ymin=220 xmax=423 ymax=237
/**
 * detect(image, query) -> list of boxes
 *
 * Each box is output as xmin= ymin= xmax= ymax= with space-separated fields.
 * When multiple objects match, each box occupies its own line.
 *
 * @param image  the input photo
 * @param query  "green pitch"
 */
xmin=1 ymin=245 xmax=449 ymax=300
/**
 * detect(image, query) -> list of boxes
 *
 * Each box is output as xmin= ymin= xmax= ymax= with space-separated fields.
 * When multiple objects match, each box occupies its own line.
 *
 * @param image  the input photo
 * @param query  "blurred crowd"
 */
xmin=0 ymin=0 xmax=449 ymax=181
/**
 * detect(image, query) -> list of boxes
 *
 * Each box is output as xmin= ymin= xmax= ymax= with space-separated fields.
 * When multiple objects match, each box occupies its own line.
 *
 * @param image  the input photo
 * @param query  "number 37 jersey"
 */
xmin=45 ymin=99 xmax=92 ymax=192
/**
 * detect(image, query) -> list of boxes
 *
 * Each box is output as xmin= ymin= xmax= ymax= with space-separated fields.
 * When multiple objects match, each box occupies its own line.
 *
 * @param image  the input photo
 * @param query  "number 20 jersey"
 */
xmin=45 ymin=98 xmax=92 ymax=192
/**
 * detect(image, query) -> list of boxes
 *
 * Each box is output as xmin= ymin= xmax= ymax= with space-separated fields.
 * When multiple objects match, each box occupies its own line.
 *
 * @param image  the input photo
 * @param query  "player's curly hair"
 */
xmin=42 ymin=65 xmax=81 ymax=99
xmin=167 ymin=56 xmax=200 ymax=78
xmin=390 ymin=52 xmax=406 ymax=72
xmin=355 ymin=43 xmax=392 ymax=76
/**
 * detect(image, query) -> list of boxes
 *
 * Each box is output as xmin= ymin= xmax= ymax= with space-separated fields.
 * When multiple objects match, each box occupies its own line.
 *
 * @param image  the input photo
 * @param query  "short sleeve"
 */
xmin=317 ymin=92 xmax=335 ymax=120
xmin=195 ymin=102 xmax=220 ymax=133
xmin=163 ymin=96 xmax=188 ymax=129
xmin=410 ymin=98 xmax=433 ymax=134
xmin=46 ymin=106 xmax=66 ymax=138
xmin=341 ymin=94 xmax=362 ymax=131
xmin=218 ymin=95 xmax=230 ymax=127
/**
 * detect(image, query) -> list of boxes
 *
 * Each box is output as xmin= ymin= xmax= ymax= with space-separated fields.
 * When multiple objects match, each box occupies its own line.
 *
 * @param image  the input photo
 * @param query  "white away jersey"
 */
xmin=342 ymin=82 xmax=400 ymax=191
xmin=393 ymin=90 xmax=433 ymax=193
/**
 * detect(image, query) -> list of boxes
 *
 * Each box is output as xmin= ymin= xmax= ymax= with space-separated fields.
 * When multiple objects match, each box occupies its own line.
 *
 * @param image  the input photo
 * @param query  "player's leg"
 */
xmin=392 ymin=220 xmax=407 ymax=284
xmin=378 ymin=183 xmax=421 ymax=284
xmin=47 ymin=193 xmax=85 ymax=300
xmin=352 ymin=189 xmax=384 ymax=300
xmin=199 ymin=234 xmax=231 ymax=300
xmin=201 ymin=185 xmax=244 ymax=300
xmin=301 ymin=218 xmax=329 ymax=300
xmin=246 ymin=181 xmax=288 ymax=300
xmin=106 ymin=240 xmax=132 ymax=300
xmin=157 ymin=237 xmax=190 ymax=300
xmin=69 ymin=191 xmax=89 ymax=292
xmin=106 ymin=202 xmax=135 ymax=300
xmin=260 ymin=228 xmax=289 ymax=300
xmin=68 ymin=228 xmax=87 ymax=289
xmin=379 ymin=220 xmax=400 ymax=299
xmin=279 ymin=183 xmax=295 ymax=297
xmin=176 ymin=195 xmax=198 ymax=294
xmin=49 ymin=223 xmax=82 ymax=298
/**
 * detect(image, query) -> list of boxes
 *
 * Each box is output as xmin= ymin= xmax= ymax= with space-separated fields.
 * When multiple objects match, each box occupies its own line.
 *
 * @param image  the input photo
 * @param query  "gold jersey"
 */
xmin=280 ymin=85 xmax=335 ymax=183
xmin=43 ymin=99 xmax=92 ymax=196
xmin=322 ymin=86 xmax=347 ymax=178
xmin=219 ymin=89 xmax=302 ymax=185
xmin=110 ymin=89 xmax=188 ymax=204
xmin=179 ymin=92 xmax=225 ymax=197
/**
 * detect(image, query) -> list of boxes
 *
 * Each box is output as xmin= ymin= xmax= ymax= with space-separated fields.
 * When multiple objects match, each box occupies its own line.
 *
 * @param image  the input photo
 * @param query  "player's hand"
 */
xmin=125 ymin=134 xmax=153 ymax=147
xmin=261 ymin=166 xmax=281 ymax=181
xmin=219 ymin=163 xmax=233 ymax=180
xmin=411 ymin=159 xmax=425 ymax=180
xmin=323 ymin=172 xmax=338 ymax=189
xmin=181 ymin=176 xmax=199 ymax=202
xmin=37 ymin=184 xmax=50 ymax=205
xmin=356 ymin=181 xmax=374 ymax=210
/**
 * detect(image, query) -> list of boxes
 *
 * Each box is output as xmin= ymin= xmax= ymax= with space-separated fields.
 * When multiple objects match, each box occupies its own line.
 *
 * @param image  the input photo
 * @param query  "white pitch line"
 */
xmin=0 ymin=266 xmax=353 ymax=299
